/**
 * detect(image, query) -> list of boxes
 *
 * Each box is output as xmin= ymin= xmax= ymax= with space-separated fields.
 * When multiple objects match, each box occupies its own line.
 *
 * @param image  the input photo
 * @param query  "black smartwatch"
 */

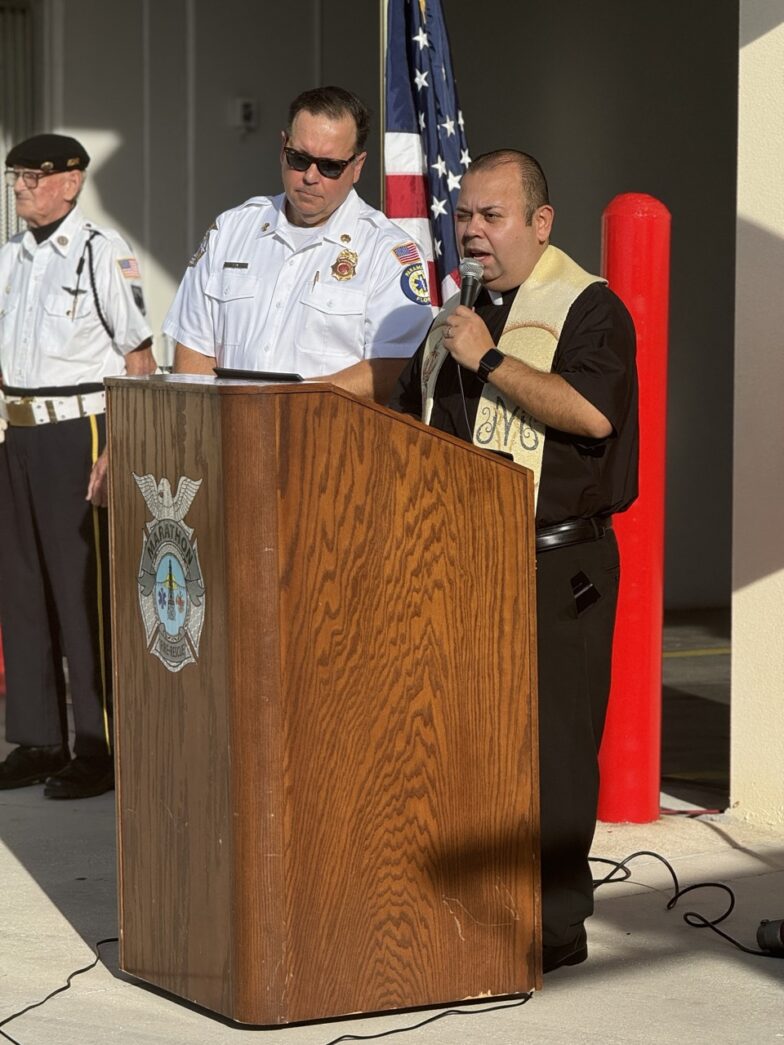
xmin=477 ymin=347 xmax=505 ymax=384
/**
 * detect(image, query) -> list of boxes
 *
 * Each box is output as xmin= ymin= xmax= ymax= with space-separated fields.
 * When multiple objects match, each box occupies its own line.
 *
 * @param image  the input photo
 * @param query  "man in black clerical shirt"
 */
xmin=388 ymin=150 xmax=639 ymax=974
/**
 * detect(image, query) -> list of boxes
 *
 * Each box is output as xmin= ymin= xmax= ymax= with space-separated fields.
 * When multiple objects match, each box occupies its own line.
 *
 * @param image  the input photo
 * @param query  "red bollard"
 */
xmin=597 ymin=193 xmax=671 ymax=823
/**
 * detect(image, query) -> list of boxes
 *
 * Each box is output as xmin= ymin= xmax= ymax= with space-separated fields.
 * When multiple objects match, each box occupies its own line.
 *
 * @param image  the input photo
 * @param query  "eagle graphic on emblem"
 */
xmin=133 ymin=474 xmax=202 ymax=522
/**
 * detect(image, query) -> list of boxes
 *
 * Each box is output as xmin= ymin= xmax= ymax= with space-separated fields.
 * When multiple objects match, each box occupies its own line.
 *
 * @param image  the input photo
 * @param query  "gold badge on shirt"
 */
xmin=331 ymin=248 xmax=358 ymax=281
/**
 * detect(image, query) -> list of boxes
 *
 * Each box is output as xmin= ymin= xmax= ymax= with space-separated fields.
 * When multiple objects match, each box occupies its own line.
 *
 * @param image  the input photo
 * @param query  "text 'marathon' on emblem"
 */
xmin=133 ymin=472 xmax=206 ymax=673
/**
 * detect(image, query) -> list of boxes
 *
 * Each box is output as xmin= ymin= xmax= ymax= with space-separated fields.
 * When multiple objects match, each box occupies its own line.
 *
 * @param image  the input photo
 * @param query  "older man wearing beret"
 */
xmin=0 ymin=133 xmax=155 ymax=799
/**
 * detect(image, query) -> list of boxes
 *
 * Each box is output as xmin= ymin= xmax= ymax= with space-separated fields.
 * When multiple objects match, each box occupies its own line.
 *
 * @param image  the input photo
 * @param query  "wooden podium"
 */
xmin=106 ymin=374 xmax=541 ymax=1025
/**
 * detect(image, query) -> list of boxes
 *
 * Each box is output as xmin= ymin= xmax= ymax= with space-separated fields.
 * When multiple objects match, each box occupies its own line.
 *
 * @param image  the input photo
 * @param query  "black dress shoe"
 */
xmin=43 ymin=755 xmax=114 ymax=800
xmin=0 ymin=745 xmax=70 ymax=789
xmin=543 ymin=925 xmax=588 ymax=974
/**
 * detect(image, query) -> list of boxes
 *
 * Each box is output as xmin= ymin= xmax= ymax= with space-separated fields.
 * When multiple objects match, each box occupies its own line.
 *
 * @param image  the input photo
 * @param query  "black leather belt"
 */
xmin=3 ymin=382 xmax=104 ymax=397
xmin=536 ymin=516 xmax=612 ymax=553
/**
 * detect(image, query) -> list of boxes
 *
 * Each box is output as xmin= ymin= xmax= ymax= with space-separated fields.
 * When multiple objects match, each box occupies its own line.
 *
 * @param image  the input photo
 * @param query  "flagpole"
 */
xmin=314 ymin=0 xmax=323 ymax=85
xmin=380 ymin=0 xmax=388 ymax=210
xmin=384 ymin=0 xmax=468 ymax=304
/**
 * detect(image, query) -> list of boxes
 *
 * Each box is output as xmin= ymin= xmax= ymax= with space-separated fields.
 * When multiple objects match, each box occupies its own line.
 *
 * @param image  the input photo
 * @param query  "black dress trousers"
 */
xmin=0 ymin=416 xmax=112 ymax=757
xmin=535 ymin=529 xmax=620 ymax=948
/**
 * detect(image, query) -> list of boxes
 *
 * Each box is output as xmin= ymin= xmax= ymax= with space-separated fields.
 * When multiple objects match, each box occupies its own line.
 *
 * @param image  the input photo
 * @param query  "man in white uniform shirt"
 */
xmin=0 ymin=134 xmax=155 ymax=799
xmin=164 ymin=86 xmax=432 ymax=401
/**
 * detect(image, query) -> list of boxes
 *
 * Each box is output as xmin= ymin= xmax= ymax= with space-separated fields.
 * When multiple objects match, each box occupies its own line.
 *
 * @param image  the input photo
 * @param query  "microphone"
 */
xmin=459 ymin=257 xmax=484 ymax=309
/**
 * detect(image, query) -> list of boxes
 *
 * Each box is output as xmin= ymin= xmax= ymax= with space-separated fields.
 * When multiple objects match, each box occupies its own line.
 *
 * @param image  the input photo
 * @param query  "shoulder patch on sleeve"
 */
xmin=400 ymin=262 xmax=430 ymax=305
xmin=131 ymin=284 xmax=147 ymax=315
xmin=117 ymin=257 xmax=141 ymax=279
xmin=391 ymin=241 xmax=422 ymax=266
xmin=188 ymin=220 xmax=218 ymax=267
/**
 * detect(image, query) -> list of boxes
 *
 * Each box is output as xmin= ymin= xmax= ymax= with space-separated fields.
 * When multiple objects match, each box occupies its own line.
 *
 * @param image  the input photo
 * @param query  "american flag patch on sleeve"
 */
xmin=118 ymin=257 xmax=141 ymax=280
xmin=392 ymin=241 xmax=421 ymax=266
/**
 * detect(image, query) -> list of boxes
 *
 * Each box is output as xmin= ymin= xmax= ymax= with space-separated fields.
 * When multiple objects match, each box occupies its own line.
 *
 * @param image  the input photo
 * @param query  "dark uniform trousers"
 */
xmin=535 ymin=528 xmax=620 ymax=948
xmin=0 ymin=415 xmax=112 ymax=757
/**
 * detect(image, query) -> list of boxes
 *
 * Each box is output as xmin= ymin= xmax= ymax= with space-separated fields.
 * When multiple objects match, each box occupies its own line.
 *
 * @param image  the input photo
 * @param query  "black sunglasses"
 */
xmin=283 ymin=145 xmax=356 ymax=180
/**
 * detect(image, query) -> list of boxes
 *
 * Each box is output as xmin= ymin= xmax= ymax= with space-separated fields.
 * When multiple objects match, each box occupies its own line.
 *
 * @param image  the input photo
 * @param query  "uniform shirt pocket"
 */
xmin=296 ymin=284 xmax=365 ymax=358
xmin=205 ymin=270 xmax=259 ymax=349
xmin=41 ymin=291 xmax=96 ymax=357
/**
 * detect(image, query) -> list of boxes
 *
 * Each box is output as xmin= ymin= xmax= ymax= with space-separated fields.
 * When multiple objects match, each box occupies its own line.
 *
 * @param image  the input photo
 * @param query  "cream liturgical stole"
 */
xmin=420 ymin=245 xmax=605 ymax=508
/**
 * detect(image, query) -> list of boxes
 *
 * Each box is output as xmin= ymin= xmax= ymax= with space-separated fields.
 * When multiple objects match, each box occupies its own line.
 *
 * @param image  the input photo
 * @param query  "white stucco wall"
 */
xmin=731 ymin=1 xmax=784 ymax=824
xmin=39 ymin=0 xmax=323 ymax=364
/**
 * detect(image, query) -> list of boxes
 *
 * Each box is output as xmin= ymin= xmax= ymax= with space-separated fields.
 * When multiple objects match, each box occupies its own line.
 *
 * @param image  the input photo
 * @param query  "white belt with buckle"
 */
xmin=0 ymin=390 xmax=106 ymax=426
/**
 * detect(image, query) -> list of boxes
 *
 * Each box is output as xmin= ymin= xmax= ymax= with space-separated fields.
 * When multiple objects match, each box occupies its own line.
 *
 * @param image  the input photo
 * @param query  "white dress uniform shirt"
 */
xmin=0 ymin=205 xmax=152 ymax=389
xmin=162 ymin=189 xmax=433 ymax=376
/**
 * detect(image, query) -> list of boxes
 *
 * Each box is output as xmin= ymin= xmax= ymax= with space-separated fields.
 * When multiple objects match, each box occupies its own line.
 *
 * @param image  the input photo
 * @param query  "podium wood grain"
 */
xmin=107 ymin=375 xmax=540 ymax=1024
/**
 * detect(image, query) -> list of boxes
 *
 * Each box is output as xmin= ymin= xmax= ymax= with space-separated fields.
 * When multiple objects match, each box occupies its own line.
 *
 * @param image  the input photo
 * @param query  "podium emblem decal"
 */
xmin=133 ymin=473 xmax=206 ymax=673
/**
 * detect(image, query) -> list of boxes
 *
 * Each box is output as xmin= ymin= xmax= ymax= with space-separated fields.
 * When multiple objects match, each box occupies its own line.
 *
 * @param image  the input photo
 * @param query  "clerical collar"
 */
xmin=30 ymin=211 xmax=70 ymax=245
xmin=478 ymin=286 xmax=521 ymax=307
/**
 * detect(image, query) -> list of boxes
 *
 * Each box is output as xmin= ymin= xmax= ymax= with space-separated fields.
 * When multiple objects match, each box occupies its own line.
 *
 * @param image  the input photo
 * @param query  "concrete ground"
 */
xmin=2 ymin=611 xmax=783 ymax=1044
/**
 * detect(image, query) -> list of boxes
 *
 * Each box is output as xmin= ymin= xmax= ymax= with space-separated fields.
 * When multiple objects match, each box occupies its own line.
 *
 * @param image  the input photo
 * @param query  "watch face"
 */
xmin=479 ymin=348 xmax=504 ymax=382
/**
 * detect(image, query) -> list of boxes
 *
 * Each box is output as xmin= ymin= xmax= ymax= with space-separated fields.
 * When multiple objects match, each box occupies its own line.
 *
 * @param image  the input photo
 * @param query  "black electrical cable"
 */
xmin=660 ymin=807 xmax=722 ymax=818
xmin=591 ymin=850 xmax=774 ymax=958
xmin=5 ymin=848 xmax=777 ymax=1043
xmin=320 ymin=994 xmax=532 ymax=1045
xmin=0 ymin=932 xmax=529 ymax=1045
xmin=455 ymin=361 xmax=474 ymax=442
xmin=0 ymin=936 xmax=118 ymax=1042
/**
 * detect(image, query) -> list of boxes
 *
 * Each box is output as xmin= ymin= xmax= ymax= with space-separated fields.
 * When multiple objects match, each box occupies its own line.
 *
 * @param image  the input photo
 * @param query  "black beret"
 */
xmin=5 ymin=134 xmax=90 ymax=173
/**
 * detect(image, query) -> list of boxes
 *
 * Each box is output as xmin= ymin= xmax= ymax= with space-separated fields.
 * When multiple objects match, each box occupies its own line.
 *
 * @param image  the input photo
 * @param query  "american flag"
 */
xmin=118 ymin=256 xmax=141 ymax=280
xmin=391 ymin=241 xmax=422 ymax=265
xmin=384 ymin=0 xmax=471 ymax=306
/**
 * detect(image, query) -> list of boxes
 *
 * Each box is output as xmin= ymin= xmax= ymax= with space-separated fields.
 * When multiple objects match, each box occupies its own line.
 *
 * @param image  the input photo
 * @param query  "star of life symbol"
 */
xmin=133 ymin=473 xmax=206 ymax=673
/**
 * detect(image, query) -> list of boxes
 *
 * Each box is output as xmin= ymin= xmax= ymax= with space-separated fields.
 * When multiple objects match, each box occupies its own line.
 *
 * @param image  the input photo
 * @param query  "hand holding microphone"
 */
xmin=442 ymin=258 xmax=495 ymax=370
